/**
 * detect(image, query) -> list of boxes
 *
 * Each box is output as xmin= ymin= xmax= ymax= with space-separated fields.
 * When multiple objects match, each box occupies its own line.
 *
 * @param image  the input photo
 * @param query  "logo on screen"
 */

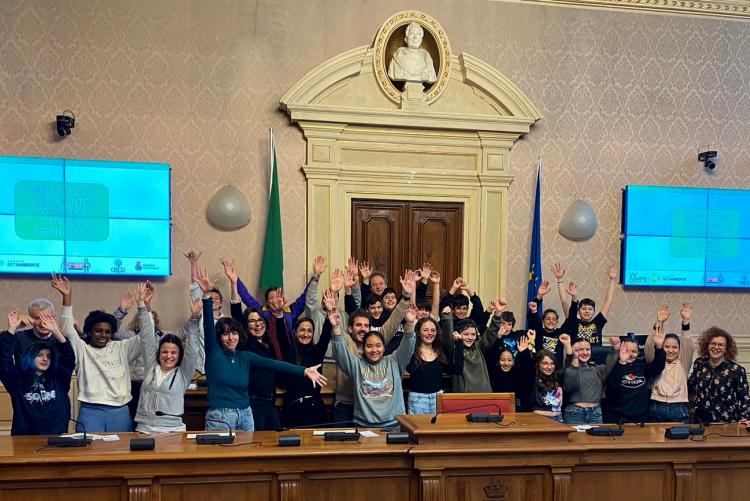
xmin=135 ymin=261 xmax=142 ymax=271
xmin=111 ymin=258 xmax=126 ymax=273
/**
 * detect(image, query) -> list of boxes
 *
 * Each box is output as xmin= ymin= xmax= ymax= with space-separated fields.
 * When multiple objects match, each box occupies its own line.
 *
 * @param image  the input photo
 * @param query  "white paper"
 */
xmin=359 ymin=431 xmax=378 ymax=438
xmin=61 ymin=433 xmax=119 ymax=441
xmin=312 ymin=429 xmax=357 ymax=436
xmin=573 ymin=425 xmax=592 ymax=432
xmin=186 ymin=432 xmax=232 ymax=439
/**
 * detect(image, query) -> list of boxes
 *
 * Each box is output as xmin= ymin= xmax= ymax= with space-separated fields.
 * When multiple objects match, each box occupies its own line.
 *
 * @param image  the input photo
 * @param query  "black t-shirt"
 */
xmin=406 ymin=357 xmax=447 ymax=394
xmin=568 ymin=301 xmax=607 ymax=346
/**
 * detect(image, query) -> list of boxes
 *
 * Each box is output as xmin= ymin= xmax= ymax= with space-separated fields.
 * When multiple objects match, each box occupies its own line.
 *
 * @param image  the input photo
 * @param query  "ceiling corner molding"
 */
xmin=522 ymin=0 xmax=750 ymax=20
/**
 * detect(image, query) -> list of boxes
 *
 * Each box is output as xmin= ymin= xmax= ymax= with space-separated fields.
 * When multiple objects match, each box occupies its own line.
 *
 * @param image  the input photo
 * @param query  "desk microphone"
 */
xmin=155 ymin=410 xmax=235 ymax=444
xmin=430 ymin=403 xmax=504 ymax=424
xmin=586 ymin=418 xmax=643 ymax=437
xmin=665 ymin=417 xmax=706 ymax=440
xmin=47 ymin=417 xmax=92 ymax=447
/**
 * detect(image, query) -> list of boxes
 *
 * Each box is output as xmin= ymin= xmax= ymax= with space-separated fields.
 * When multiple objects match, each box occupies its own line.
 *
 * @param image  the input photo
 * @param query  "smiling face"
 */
xmin=221 ymin=329 xmax=240 ymax=351
xmin=210 ymin=291 xmax=222 ymax=312
xmin=266 ymin=289 xmax=285 ymax=312
xmin=579 ymin=304 xmax=595 ymax=322
xmin=708 ymin=335 xmax=727 ymax=363
xmin=382 ymin=292 xmax=398 ymax=310
xmin=460 ymin=327 xmax=477 ymax=348
xmin=499 ymin=350 xmax=514 ymax=372
xmin=35 ymin=348 xmax=52 ymax=374
xmin=159 ymin=342 xmax=180 ymax=371
xmin=538 ymin=355 xmax=555 ymax=376
xmin=573 ymin=340 xmax=591 ymax=364
xmin=663 ymin=337 xmax=680 ymax=363
xmin=370 ymin=275 xmax=386 ymax=295
xmin=296 ymin=320 xmax=314 ymax=345
xmin=246 ymin=312 xmax=266 ymax=339
xmin=418 ymin=319 xmax=437 ymax=346
xmin=543 ymin=311 xmax=558 ymax=331
xmin=367 ymin=300 xmax=383 ymax=320
xmin=453 ymin=304 xmax=469 ymax=320
xmin=348 ymin=316 xmax=370 ymax=344
xmin=90 ymin=321 xmax=113 ymax=348
xmin=364 ymin=333 xmax=385 ymax=363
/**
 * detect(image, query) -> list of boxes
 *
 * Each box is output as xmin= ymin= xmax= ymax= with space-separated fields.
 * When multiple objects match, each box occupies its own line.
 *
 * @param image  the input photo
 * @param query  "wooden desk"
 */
xmin=3 ymin=417 xmax=750 ymax=501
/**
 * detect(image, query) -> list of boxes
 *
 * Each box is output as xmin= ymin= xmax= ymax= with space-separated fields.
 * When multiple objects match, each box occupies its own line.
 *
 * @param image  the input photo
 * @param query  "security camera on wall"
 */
xmin=698 ymin=150 xmax=717 ymax=170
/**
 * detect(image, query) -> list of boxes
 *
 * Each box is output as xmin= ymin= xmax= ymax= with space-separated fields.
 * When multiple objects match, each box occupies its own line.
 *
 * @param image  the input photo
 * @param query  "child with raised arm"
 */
xmin=560 ymin=334 xmax=618 ymax=424
xmin=604 ymin=328 xmax=666 ymax=424
xmin=0 ymin=308 xmax=75 ymax=435
xmin=197 ymin=267 xmax=326 ymax=432
xmin=645 ymin=303 xmax=693 ymax=422
xmin=559 ymin=265 xmax=618 ymax=348
xmin=331 ymin=274 xmax=417 ymax=427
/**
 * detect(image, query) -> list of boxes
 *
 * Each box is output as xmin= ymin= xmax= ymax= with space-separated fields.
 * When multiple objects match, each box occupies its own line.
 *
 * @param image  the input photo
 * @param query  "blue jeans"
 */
xmin=408 ymin=390 xmax=441 ymax=415
xmin=206 ymin=406 xmax=254 ymax=432
xmin=649 ymin=401 xmax=689 ymax=423
xmin=564 ymin=404 xmax=603 ymax=424
xmin=78 ymin=402 xmax=132 ymax=433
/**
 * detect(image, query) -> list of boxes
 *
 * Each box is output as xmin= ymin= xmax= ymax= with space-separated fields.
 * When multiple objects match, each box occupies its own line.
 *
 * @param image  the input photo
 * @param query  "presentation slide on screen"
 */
xmin=623 ymin=186 xmax=750 ymax=288
xmin=0 ymin=157 xmax=171 ymax=276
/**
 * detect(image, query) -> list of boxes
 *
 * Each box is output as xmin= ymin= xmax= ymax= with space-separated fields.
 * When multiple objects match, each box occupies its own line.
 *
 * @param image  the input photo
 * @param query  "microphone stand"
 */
xmin=430 ymin=403 xmax=504 ymax=424
xmin=156 ymin=410 xmax=235 ymax=445
xmin=47 ymin=417 xmax=93 ymax=447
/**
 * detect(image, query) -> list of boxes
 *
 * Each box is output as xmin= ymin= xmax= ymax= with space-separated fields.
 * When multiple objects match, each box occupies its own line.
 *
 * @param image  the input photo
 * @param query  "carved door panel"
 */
xmin=352 ymin=199 xmax=463 ymax=295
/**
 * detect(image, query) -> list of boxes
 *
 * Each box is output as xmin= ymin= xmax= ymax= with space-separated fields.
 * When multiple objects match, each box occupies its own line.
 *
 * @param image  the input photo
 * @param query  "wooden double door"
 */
xmin=351 ymin=199 xmax=463 ymax=295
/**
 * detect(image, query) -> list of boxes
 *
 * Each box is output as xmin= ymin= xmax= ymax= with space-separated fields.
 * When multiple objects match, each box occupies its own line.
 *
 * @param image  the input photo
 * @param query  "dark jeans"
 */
xmin=283 ymin=395 xmax=326 ymax=428
xmin=250 ymin=398 xmax=281 ymax=431
xmin=649 ymin=401 xmax=689 ymax=423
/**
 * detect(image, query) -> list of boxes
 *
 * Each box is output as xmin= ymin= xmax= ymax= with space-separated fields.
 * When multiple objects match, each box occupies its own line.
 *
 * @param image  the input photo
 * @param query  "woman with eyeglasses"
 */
xmin=197 ymin=266 xmax=327 ymax=432
xmin=688 ymin=326 xmax=750 ymax=423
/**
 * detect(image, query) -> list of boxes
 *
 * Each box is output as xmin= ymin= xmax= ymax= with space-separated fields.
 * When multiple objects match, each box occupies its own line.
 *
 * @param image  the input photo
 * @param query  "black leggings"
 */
xmin=249 ymin=398 xmax=281 ymax=431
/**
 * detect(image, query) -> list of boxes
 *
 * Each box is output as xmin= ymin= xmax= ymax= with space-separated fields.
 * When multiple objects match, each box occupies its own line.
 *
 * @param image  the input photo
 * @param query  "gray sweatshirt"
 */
xmin=332 ymin=329 xmax=415 ymax=427
xmin=562 ymin=350 xmax=618 ymax=404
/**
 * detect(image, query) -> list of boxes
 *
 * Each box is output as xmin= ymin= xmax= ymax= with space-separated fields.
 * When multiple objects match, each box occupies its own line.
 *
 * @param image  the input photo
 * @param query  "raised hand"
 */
xmin=134 ymin=282 xmax=148 ymax=307
xmin=50 ymin=273 xmax=71 ymax=297
xmin=680 ymin=301 xmax=692 ymax=323
xmin=7 ymin=310 xmax=20 ymax=333
xmin=429 ymin=269 xmax=441 ymax=284
xmin=189 ymin=298 xmax=203 ymax=319
xmin=517 ymin=335 xmax=529 ymax=352
xmin=550 ymin=263 xmax=565 ymax=280
xmin=327 ymin=308 xmax=342 ymax=328
xmin=607 ymin=265 xmax=618 ymax=280
xmin=120 ymin=290 xmax=134 ymax=312
xmin=452 ymin=331 xmax=461 ymax=342
xmin=329 ymin=268 xmax=345 ymax=293
xmin=652 ymin=323 xmax=665 ymax=349
xmin=322 ymin=288 xmax=337 ymax=312
xmin=559 ymin=333 xmax=571 ymax=347
xmin=565 ymin=282 xmax=578 ymax=297
xmin=526 ymin=329 xmax=536 ymax=346
xmin=183 ymin=250 xmax=202 ymax=265
xmin=303 ymin=364 xmax=329 ymax=388
xmin=499 ymin=320 xmax=511 ymax=337
xmin=404 ymin=302 xmax=418 ymax=324
xmin=359 ymin=261 xmax=373 ymax=281
xmin=220 ymin=257 xmax=238 ymax=283
xmin=656 ymin=303 xmax=670 ymax=323
xmin=419 ymin=262 xmax=432 ymax=283
xmin=143 ymin=280 xmax=155 ymax=308
xmin=313 ymin=256 xmax=327 ymax=276
xmin=490 ymin=298 xmax=507 ymax=315
xmin=609 ymin=336 xmax=621 ymax=351
xmin=400 ymin=269 xmax=417 ymax=296
xmin=528 ymin=301 xmax=538 ymax=315
xmin=347 ymin=257 xmax=358 ymax=276
xmin=344 ymin=268 xmax=357 ymax=289
xmin=196 ymin=267 xmax=215 ymax=294
xmin=537 ymin=280 xmax=551 ymax=297
xmin=451 ymin=276 xmax=463 ymax=293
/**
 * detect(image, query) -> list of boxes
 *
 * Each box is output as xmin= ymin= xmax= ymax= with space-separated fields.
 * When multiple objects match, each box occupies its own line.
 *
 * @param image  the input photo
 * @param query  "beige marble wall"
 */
xmin=0 ymin=1 xmax=748 ymax=353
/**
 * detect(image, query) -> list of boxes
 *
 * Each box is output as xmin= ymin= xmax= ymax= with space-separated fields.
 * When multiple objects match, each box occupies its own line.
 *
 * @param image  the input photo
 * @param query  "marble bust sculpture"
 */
xmin=387 ymin=22 xmax=437 ymax=83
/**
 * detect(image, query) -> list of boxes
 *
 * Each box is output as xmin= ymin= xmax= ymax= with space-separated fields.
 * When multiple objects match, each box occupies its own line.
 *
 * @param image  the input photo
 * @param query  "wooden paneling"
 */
xmin=571 ymin=465 xmax=671 ymax=501
xmin=160 ymin=478 xmax=273 ymax=501
xmin=444 ymin=471 xmax=547 ymax=501
xmin=694 ymin=464 xmax=750 ymax=501
xmin=0 ymin=482 xmax=121 ymax=501
xmin=352 ymin=199 xmax=464 ymax=294
xmin=304 ymin=470 xmax=413 ymax=501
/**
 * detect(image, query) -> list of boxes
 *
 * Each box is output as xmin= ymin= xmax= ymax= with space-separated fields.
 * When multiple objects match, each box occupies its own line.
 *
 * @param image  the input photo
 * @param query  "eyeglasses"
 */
xmin=247 ymin=319 xmax=264 ymax=325
xmin=709 ymin=342 xmax=726 ymax=348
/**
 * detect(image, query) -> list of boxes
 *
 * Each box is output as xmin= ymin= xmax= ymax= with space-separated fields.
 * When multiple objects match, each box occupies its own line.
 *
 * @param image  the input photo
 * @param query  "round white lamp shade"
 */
xmin=558 ymin=199 xmax=597 ymax=241
xmin=206 ymin=185 xmax=251 ymax=230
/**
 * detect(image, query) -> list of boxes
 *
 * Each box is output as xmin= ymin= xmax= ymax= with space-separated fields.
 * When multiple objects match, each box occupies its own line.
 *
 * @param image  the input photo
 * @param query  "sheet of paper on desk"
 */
xmin=62 ymin=433 xmax=120 ymax=441
xmin=359 ymin=431 xmax=378 ymax=438
xmin=188 ymin=383 xmax=197 ymax=390
xmin=573 ymin=425 xmax=592 ymax=432
xmin=186 ymin=432 xmax=232 ymax=439
xmin=312 ymin=429 xmax=356 ymax=436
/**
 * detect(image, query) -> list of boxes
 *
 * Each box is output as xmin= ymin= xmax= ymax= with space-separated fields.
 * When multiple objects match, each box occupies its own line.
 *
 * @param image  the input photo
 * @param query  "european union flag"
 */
xmin=526 ymin=158 xmax=542 ymax=329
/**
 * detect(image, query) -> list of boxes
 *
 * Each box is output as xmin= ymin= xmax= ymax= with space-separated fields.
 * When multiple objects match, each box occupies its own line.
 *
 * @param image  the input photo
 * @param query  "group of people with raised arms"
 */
xmin=1 ymin=255 xmax=749 ymax=436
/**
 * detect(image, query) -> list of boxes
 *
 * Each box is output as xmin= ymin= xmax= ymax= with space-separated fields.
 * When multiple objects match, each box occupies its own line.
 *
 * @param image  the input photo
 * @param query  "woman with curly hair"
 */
xmin=688 ymin=326 xmax=750 ymax=423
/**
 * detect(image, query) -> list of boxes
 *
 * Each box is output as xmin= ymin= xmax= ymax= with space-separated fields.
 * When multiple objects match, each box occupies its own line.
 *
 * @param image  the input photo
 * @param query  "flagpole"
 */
xmin=269 ymin=128 xmax=274 ymax=194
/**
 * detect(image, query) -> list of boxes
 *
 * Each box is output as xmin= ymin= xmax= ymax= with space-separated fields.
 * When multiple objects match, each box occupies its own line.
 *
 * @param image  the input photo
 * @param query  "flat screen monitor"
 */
xmin=621 ymin=185 xmax=750 ymax=289
xmin=0 ymin=156 xmax=171 ymax=277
